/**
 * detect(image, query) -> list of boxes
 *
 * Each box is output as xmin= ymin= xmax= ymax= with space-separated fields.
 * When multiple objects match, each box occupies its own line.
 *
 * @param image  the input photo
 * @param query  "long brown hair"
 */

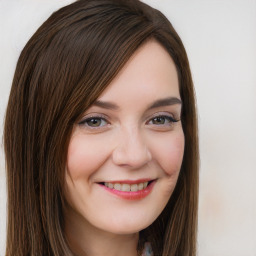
xmin=4 ymin=0 xmax=199 ymax=255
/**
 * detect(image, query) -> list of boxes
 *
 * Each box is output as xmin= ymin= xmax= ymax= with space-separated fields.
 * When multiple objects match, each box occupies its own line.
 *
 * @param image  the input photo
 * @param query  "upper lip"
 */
xmin=98 ymin=179 xmax=155 ymax=184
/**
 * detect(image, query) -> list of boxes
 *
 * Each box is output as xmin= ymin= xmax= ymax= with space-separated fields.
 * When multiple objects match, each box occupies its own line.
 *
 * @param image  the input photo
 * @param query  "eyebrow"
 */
xmin=93 ymin=97 xmax=182 ymax=111
xmin=147 ymin=97 xmax=182 ymax=109
xmin=93 ymin=100 xmax=120 ymax=110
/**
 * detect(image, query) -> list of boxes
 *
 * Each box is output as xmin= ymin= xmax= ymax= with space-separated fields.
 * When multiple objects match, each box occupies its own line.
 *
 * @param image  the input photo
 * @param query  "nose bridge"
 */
xmin=112 ymin=124 xmax=152 ymax=168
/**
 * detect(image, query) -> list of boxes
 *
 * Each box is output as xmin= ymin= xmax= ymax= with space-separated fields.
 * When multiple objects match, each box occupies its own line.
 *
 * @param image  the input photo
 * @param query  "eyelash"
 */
xmin=78 ymin=114 xmax=179 ymax=130
xmin=146 ymin=115 xmax=179 ymax=126
xmin=78 ymin=115 xmax=109 ymax=129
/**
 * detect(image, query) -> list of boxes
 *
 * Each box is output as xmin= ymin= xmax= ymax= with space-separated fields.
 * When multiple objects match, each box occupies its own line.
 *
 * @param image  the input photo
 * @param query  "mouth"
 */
xmin=99 ymin=180 xmax=153 ymax=192
xmin=97 ymin=179 xmax=156 ymax=200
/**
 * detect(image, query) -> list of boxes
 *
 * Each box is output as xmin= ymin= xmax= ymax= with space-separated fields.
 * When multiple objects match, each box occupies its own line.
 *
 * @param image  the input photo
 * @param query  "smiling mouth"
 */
xmin=97 ymin=180 xmax=156 ymax=200
xmin=98 ymin=180 xmax=154 ymax=192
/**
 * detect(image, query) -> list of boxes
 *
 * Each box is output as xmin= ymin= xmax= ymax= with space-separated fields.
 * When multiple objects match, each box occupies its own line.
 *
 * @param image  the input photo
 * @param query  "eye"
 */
xmin=147 ymin=115 xmax=178 ymax=126
xmin=79 ymin=117 xmax=108 ymax=128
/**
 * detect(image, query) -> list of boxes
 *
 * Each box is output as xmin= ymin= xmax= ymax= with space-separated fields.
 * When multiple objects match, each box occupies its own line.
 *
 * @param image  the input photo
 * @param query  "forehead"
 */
xmin=98 ymin=40 xmax=180 ymax=105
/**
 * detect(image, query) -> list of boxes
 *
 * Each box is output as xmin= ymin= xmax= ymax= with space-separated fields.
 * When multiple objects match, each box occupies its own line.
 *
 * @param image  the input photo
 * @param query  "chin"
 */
xmin=95 ymin=213 xmax=157 ymax=235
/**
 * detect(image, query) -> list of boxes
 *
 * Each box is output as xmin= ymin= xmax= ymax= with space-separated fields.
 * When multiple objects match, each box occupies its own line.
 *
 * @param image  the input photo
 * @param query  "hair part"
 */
xmin=4 ymin=0 xmax=199 ymax=255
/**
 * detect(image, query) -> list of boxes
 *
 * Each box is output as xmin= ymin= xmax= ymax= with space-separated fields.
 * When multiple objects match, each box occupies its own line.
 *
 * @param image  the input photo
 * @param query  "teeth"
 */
xmin=138 ymin=183 xmax=144 ymax=190
xmin=143 ymin=182 xmax=148 ymax=189
xmin=122 ymin=184 xmax=130 ymax=192
xmin=104 ymin=182 xmax=149 ymax=191
xmin=131 ymin=184 xmax=138 ymax=192
xmin=114 ymin=183 xmax=121 ymax=190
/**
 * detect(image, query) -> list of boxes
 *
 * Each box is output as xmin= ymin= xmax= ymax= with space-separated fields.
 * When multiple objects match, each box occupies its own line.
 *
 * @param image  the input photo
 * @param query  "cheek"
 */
xmin=151 ymin=131 xmax=185 ymax=176
xmin=66 ymin=132 xmax=111 ymax=180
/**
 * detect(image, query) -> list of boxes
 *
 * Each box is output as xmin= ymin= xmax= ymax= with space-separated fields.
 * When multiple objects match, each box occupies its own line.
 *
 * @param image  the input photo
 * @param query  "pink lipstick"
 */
xmin=98 ymin=179 xmax=156 ymax=200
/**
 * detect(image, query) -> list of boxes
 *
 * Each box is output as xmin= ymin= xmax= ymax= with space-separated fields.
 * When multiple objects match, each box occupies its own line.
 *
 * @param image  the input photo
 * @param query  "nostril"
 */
xmin=112 ymin=146 xmax=152 ymax=168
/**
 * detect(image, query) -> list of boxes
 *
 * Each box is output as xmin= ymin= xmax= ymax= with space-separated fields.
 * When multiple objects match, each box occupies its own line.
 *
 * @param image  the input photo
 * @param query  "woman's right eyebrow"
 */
xmin=93 ymin=100 xmax=120 ymax=110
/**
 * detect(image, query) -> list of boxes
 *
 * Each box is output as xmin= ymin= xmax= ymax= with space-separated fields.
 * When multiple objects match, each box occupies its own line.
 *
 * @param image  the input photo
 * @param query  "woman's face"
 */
xmin=64 ymin=40 xmax=184 ymax=235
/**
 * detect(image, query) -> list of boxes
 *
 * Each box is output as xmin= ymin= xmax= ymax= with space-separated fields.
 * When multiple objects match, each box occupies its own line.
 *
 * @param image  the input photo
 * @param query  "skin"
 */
xmin=64 ymin=40 xmax=185 ymax=256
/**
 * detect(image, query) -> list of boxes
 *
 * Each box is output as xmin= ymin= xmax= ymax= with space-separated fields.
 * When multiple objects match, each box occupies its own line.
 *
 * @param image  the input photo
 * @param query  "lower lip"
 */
xmin=99 ymin=181 xmax=155 ymax=200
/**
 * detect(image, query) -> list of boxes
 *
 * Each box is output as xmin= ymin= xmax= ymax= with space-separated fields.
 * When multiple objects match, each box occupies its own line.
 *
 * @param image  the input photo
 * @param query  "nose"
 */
xmin=112 ymin=126 xmax=152 ymax=169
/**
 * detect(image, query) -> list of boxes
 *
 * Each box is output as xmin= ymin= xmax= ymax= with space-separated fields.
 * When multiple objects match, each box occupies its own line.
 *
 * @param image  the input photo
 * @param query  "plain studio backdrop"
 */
xmin=0 ymin=0 xmax=256 ymax=255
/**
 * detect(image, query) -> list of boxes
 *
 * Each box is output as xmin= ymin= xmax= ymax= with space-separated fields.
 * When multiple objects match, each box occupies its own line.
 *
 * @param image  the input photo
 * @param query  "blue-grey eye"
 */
xmin=149 ymin=116 xmax=177 ymax=125
xmin=81 ymin=117 xmax=107 ymax=127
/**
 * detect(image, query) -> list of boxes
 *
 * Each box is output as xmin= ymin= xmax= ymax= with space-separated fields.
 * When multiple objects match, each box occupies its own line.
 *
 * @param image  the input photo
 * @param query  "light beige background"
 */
xmin=0 ymin=0 xmax=256 ymax=255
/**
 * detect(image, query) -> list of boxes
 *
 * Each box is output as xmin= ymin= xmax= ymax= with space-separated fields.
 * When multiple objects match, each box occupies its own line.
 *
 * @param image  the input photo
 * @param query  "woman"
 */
xmin=4 ymin=0 xmax=199 ymax=255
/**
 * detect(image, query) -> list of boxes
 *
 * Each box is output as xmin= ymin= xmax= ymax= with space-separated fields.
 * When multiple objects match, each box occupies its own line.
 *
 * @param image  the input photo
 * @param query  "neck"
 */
xmin=64 ymin=205 xmax=139 ymax=256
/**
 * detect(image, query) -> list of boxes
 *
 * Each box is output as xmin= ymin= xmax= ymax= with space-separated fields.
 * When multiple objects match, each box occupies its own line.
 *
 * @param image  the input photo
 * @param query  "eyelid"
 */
xmin=77 ymin=111 xmax=180 ymax=130
xmin=78 ymin=114 xmax=110 ymax=126
xmin=146 ymin=111 xmax=180 ymax=123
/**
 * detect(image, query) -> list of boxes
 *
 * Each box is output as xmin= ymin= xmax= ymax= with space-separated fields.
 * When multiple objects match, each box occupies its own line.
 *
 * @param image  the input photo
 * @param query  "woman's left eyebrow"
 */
xmin=147 ymin=97 xmax=182 ymax=110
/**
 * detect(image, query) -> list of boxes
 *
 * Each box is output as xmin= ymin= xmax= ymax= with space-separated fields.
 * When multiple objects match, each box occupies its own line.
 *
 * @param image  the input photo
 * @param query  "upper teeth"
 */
xmin=104 ymin=182 xmax=148 ymax=192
